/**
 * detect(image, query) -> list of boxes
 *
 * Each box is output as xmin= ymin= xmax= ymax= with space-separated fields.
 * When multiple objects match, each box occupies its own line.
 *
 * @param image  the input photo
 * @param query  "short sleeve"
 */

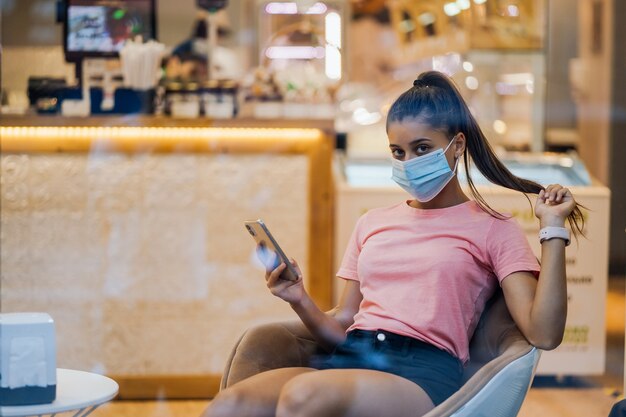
xmin=336 ymin=214 xmax=367 ymax=281
xmin=487 ymin=217 xmax=541 ymax=283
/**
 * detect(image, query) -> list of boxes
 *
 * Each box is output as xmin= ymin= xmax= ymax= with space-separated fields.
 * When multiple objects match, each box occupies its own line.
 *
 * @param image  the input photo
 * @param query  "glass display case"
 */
xmin=348 ymin=49 xmax=546 ymax=156
xmin=244 ymin=1 xmax=348 ymax=118
xmin=461 ymin=152 xmax=592 ymax=186
xmin=340 ymin=152 xmax=592 ymax=189
xmin=388 ymin=0 xmax=545 ymax=63
xmin=342 ymin=0 xmax=549 ymax=155
xmin=255 ymin=0 xmax=347 ymax=81
xmin=449 ymin=50 xmax=546 ymax=153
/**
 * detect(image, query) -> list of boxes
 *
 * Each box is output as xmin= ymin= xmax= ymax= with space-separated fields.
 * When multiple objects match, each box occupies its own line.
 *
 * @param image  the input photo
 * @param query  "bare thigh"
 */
xmin=202 ymin=367 xmax=316 ymax=417
xmin=277 ymin=368 xmax=435 ymax=417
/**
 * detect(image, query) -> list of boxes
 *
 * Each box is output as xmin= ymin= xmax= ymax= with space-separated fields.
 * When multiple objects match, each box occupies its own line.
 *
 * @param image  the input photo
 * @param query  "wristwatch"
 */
xmin=539 ymin=226 xmax=571 ymax=246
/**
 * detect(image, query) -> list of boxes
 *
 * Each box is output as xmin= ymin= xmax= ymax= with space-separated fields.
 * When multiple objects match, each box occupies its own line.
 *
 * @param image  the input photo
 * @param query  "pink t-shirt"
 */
xmin=337 ymin=200 xmax=540 ymax=364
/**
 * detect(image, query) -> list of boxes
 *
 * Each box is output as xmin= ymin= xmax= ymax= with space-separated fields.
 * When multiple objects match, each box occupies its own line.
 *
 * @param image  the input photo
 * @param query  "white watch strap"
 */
xmin=539 ymin=226 xmax=571 ymax=246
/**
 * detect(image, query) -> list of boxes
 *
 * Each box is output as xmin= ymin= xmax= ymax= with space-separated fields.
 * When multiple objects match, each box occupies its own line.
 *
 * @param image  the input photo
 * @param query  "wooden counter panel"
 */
xmin=0 ymin=125 xmax=334 ymax=398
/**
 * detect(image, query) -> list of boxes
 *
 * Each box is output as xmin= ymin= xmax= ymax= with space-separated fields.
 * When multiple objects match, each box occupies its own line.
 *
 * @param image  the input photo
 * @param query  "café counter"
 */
xmin=0 ymin=115 xmax=335 ymax=398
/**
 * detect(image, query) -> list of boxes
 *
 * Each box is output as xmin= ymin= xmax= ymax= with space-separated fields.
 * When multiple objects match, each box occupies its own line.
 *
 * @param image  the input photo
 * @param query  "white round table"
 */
xmin=0 ymin=369 xmax=119 ymax=417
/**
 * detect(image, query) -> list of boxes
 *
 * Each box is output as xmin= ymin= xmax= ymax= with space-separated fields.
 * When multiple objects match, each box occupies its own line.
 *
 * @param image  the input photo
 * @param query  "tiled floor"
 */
xmin=91 ymin=276 xmax=625 ymax=417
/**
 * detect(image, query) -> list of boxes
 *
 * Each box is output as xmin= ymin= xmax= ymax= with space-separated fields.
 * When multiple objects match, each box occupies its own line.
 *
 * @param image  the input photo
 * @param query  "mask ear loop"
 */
xmin=443 ymin=137 xmax=456 ymax=153
xmin=452 ymin=155 xmax=461 ymax=173
xmin=446 ymin=134 xmax=462 ymax=173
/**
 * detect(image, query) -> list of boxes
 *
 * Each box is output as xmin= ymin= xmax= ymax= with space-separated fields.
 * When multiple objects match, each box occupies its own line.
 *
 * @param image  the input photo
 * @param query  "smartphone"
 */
xmin=244 ymin=219 xmax=300 ymax=281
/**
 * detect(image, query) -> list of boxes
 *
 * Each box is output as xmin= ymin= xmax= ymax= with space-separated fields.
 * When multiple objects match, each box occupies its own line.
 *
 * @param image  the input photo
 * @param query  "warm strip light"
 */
xmin=264 ymin=2 xmax=327 ymax=15
xmin=0 ymin=126 xmax=323 ymax=141
xmin=265 ymin=46 xmax=325 ymax=60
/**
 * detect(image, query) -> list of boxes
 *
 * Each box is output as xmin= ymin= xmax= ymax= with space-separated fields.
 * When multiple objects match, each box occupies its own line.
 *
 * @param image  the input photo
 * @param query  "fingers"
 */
xmin=556 ymin=187 xmax=570 ymax=203
xmin=266 ymin=262 xmax=301 ymax=286
xmin=537 ymin=188 xmax=545 ymax=203
xmin=541 ymin=184 xmax=572 ymax=204
xmin=265 ymin=262 xmax=286 ymax=284
xmin=289 ymin=258 xmax=303 ymax=278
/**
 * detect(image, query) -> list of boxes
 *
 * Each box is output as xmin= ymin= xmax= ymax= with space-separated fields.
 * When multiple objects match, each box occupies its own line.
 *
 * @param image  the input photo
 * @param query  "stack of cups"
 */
xmin=119 ymin=37 xmax=165 ymax=90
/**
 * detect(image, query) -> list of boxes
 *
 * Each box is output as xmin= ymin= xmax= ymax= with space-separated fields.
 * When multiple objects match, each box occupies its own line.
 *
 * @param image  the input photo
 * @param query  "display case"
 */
xmin=388 ymin=0 xmax=545 ymax=63
xmin=255 ymin=0 xmax=347 ymax=80
xmin=334 ymin=152 xmax=610 ymax=376
xmin=350 ymin=49 xmax=546 ymax=156
xmin=450 ymin=50 xmax=546 ymax=153
xmin=245 ymin=0 xmax=347 ymax=119
xmin=343 ymin=0 xmax=550 ymax=157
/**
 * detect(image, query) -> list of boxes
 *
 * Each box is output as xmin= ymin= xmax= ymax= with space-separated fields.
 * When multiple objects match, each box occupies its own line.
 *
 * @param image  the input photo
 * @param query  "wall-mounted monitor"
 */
xmin=64 ymin=0 xmax=156 ymax=62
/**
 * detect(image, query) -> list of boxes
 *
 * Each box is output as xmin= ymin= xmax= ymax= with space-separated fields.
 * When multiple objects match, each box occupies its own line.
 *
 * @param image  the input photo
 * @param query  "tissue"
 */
xmin=0 ymin=313 xmax=57 ymax=406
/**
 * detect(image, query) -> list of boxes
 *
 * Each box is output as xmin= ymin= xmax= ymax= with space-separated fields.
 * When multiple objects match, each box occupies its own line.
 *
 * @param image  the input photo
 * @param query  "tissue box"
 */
xmin=0 ymin=313 xmax=56 ymax=406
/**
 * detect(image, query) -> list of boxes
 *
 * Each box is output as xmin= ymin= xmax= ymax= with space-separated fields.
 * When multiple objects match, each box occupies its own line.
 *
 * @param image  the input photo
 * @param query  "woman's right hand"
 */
xmin=265 ymin=259 xmax=305 ymax=305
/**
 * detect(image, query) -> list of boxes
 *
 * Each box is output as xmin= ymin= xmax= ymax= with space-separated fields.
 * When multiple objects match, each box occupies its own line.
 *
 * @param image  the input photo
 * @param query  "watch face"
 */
xmin=196 ymin=0 xmax=228 ymax=11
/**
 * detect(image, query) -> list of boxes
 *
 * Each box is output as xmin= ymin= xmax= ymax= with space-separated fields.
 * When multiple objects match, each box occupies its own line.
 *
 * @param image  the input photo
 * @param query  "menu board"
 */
xmin=65 ymin=0 xmax=155 ymax=57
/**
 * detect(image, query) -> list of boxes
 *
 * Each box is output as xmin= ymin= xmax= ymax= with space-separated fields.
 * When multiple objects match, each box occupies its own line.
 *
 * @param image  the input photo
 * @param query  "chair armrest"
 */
xmin=423 ymin=346 xmax=541 ymax=417
xmin=423 ymin=289 xmax=540 ymax=416
xmin=220 ymin=320 xmax=319 ymax=389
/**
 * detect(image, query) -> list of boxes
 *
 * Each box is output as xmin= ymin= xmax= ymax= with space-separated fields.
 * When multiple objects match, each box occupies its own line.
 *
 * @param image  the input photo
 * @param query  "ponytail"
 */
xmin=387 ymin=71 xmax=585 ymax=238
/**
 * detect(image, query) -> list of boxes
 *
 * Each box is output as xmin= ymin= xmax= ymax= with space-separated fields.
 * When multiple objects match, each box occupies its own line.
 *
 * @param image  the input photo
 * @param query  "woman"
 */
xmin=203 ymin=71 xmax=585 ymax=417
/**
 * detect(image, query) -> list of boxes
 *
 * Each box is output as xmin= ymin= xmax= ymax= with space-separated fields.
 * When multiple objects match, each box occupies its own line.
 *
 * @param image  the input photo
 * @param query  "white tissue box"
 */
xmin=0 ymin=313 xmax=56 ymax=405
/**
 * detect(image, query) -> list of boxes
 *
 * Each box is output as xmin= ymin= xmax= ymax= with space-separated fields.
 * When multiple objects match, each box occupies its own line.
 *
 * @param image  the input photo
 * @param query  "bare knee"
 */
xmin=277 ymin=374 xmax=351 ymax=417
xmin=202 ymin=389 xmax=249 ymax=417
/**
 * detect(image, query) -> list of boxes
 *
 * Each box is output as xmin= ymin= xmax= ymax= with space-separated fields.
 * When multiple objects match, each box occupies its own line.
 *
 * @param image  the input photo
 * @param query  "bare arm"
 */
xmin=501 ymin=184 xmax=575 ymax=350
xmin=266 ymin=260 xmax=363 ymax=352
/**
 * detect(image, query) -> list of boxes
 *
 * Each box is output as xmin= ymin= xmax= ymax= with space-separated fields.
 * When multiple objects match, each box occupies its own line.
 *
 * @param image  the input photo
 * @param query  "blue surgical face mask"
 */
xmin=391 ymin=137 xmax=460 ymax=202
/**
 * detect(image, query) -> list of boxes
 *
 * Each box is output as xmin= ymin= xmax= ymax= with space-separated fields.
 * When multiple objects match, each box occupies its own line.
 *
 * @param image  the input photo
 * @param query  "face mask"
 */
xmin=391 ymin=138 xmax=460 ymax=202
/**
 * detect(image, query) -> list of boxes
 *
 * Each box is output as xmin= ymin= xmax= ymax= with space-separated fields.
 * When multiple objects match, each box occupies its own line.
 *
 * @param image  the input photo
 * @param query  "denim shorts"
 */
xmin=310 ymin=329 xmax=463 ymax=406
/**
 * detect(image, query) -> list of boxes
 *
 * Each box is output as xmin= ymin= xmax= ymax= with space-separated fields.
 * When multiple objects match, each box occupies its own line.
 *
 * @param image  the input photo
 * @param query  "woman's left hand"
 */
xmin=534 ymin=184 xmax=577 ymax=227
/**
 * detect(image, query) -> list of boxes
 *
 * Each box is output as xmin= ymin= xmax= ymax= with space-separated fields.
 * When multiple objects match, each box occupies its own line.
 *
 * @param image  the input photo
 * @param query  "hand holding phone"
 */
xmin=244 ymin=220 xmax=300 ymax=282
